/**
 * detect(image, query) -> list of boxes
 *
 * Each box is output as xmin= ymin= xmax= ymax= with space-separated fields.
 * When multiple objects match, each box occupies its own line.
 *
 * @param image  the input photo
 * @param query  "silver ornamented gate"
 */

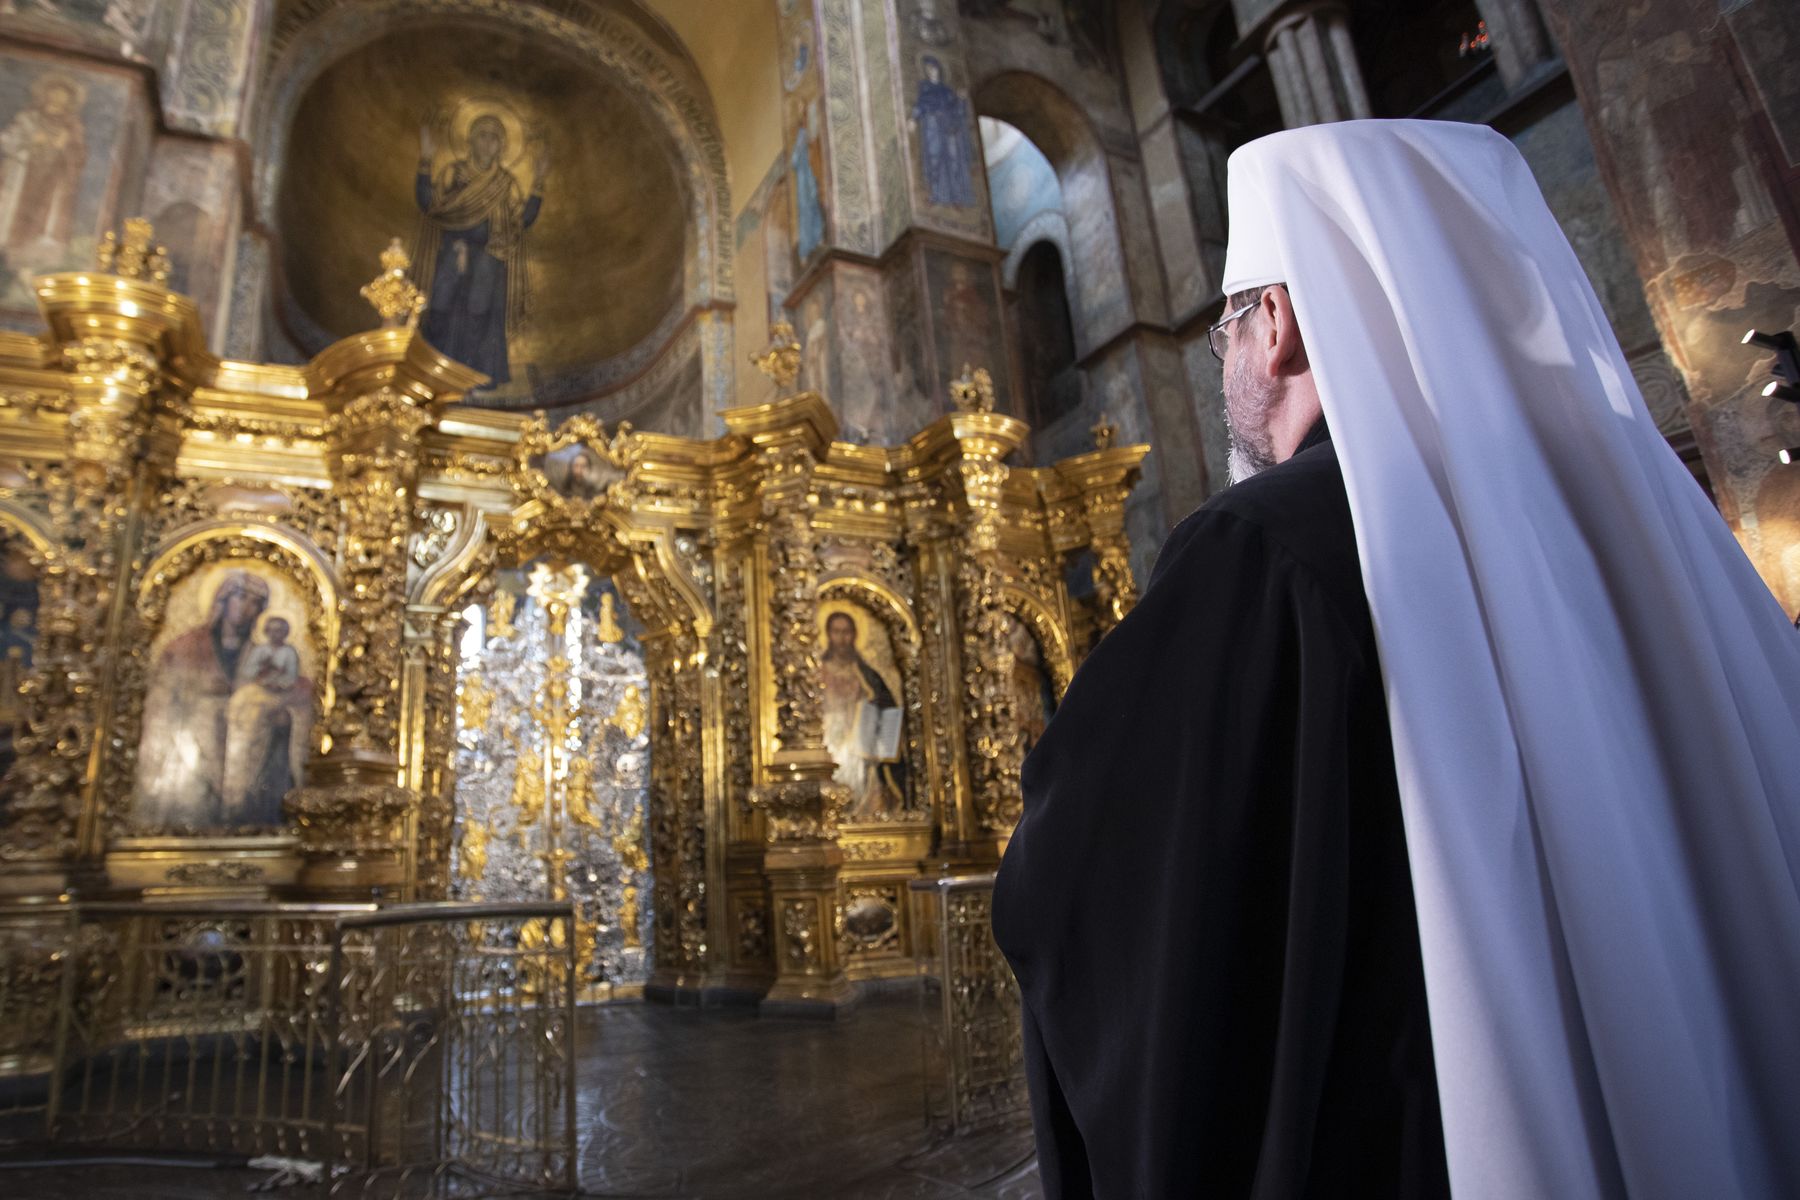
xmin=450 ymin=561 xmax=654 ymax=996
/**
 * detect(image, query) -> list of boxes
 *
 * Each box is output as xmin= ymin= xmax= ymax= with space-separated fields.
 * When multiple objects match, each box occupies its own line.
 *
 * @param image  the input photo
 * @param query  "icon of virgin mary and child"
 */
xmin=134 ymin=571 xmax=314 ymax=829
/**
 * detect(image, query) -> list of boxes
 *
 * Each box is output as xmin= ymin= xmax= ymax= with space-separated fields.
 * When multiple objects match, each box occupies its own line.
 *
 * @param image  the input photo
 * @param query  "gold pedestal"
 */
xmin=284 ymin=748 xmax=412 ymax=899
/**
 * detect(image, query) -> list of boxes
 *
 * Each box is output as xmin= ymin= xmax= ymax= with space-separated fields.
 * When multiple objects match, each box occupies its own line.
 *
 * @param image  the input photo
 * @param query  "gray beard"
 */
xmin=1223 ymin=351 xmax=1277 ymax=484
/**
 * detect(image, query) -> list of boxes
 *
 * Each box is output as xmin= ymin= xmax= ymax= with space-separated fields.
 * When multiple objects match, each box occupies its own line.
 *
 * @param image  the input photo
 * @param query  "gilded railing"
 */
xmin=909 ymin=874 xmax=1027 ymax=1135
xmin=0 ymin=901 xmax=577 ymax=1196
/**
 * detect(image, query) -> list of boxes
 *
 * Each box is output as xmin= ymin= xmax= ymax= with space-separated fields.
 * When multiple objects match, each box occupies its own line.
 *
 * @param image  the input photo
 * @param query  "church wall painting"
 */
xmin=131 ymin=562 xmax=318 ymax=832
xmin=0 ymin=52 xmax=140 ymax=329
xmin=924 ymin=247 xmax=1012 ymax=408
xmin=817 ymin=598 xmax=910 ymax=822
xmin=142 ymin=134 xmax=239 ymax=343
xmin=0 ymin=0 xmax=170 ymax=64
xmin=830 ymin=267 xmax=893 ymax=444
xmin=896 ymin=1 xmax=990 ymax=242
xmin=779 ymin=0 xmax=829 ymax=268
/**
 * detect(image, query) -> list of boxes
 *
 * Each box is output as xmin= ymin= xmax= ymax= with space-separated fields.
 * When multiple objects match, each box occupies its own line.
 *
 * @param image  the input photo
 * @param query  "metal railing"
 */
xmin=910 ymin=874 xmax=1028 ymax=1135
xmin=0 ymin=900 xmax=577 ymax=1196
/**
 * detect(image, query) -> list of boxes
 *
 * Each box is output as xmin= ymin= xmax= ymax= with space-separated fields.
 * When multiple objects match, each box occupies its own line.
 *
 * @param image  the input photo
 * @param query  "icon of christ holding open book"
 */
xmin=819 ymin=609 xmax=908 ymax=819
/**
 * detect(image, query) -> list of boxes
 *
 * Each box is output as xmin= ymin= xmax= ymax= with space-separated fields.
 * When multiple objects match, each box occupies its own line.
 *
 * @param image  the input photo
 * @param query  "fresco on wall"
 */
xmin=797 ymin=279 xmax=833 ymax=399
xmin=884 ymin=255 xmax=937 ymax=433
xmin=926 ymin=249 xmax=1010 ymax=403
xmin=832 ymin=269 xmax=891 ymax=443
xmin=142 ymin=136 xmax=238 ymax=337
xmin=912 ymin=55 xmax=976 ymax=208
xmin=816 ymin=600 xmax=909 ymax=822
xmin=779 ymin=0 xmax=829 ymax=268
xmin=0 ymin=56 xmax=137 ymax=325
xmin=0 ymin=0 xmax=165 ymax=61
xmin=133 ymin=564 xmax=318 ymax=832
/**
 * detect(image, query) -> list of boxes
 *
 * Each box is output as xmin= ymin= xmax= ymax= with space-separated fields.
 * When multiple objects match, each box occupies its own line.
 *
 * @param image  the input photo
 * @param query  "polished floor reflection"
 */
xmin=2 ymin=988 xmax=1040 ymax=1199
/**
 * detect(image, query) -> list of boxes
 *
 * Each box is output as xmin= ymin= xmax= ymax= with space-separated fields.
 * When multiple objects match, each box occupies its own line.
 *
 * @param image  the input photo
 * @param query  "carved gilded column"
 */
xmin=1058 ymin=419 xmax=1152 ymax=645
xmin=721 ymin=377 xmax=854 ymax=1012
xmin=285 ymin=246 xmax=484 ymax=898
xmin=2 ymin=222 xmax=196 ymax=899
xmin=924 ymin=370 xmax=1032 ymax=865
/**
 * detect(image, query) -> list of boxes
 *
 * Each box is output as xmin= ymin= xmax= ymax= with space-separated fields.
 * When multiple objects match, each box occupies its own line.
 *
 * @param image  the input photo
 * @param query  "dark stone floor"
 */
xmin=0 ymin=989 xmax=1041 ymax=1200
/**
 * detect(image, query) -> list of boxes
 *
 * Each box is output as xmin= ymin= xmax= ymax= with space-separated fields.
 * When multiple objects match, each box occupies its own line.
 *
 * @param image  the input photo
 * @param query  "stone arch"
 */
xmin=250 ymin=0 xmax=734 ymax=314
xmin=973 ymin=71 xmax=1131 ymax=347
xmin=818 ymin=574 xmax=933 ymax=826
xmin=1001 ymin=211 xmax=1074 ymax=294
xmin=105 ymin=523 xmax=341 ymax=832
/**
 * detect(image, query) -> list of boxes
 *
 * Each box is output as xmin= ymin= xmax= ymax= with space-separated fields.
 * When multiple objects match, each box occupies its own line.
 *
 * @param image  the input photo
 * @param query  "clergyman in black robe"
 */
xmin=991 ymin=414 xmax=1450 ymax=1196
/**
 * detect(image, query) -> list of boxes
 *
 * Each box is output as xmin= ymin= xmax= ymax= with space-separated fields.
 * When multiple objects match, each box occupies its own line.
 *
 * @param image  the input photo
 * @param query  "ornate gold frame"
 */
xmin=0 ymin=229 xmax=1148 ymax=1012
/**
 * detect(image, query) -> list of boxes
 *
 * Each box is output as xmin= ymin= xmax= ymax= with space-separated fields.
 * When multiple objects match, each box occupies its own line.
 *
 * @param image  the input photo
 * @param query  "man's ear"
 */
xmin=1265 ymin=286 xmax=1308 ymax=376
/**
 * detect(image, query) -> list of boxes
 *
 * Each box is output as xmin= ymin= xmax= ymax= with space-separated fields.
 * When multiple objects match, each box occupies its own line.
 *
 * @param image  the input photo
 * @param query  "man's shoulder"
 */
xmin=1150 ymin=440 xmax=1362 ymax=601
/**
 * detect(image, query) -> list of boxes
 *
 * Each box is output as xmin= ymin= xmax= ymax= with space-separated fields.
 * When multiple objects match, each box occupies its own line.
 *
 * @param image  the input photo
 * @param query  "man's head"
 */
xmin=1216 ymin=283 xmax=1322 ymax=483
xmin=262 ymin=616 xmax=290 ymax=646
xmin=825 ymin=612 xmax=857 ymax=659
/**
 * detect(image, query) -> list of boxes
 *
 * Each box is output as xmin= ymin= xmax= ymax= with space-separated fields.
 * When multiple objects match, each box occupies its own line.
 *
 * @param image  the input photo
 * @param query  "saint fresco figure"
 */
xmin=134 ymin=571 xmax=312 ymax=829
xmin=0 ymin=73 xmax=86 ymax=266
xmin=910 ymin=56 xmax=976 ymax=208
xmin=415 ymin=111 xmax=546 ymax=388
xmin=818 ymin=611 xmax=906 ymax=820
xmin=790 ymin=105 xmax=824 ymax=262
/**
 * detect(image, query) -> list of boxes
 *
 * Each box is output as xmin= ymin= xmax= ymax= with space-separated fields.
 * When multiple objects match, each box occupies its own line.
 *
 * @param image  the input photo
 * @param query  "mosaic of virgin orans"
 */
xmin=276 ymin=28 xmax=686 ymax=408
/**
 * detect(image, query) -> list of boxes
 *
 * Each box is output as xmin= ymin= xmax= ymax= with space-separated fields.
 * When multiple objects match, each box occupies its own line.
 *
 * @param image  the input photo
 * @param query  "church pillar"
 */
xmin=1472 ymin=0 xmax=1556 ymax=88
xmin=284 ymin=248 xmax=484 ymax=900
xmin=0 ymin=223 xmax=191 ymax=901
xmin=1534 ymin=0 xmax=1800 ymax=610
xmin=723 ymin=384 xmax=854 ymax=1013
xmin=1057 ymin=420 xmax=1151 ymax=647
xmin=1260 ymin=2 xmax=1372 ymax=128
xmin=914 ymin=370 xmax=1032 ymax=866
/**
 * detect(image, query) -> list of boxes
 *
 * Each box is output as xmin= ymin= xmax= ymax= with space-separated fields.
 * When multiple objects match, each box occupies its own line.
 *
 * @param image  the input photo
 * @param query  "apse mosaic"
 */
xmin=131 ymin=563 xmax=318 ymax=832
xmin=276 ymin=27 xmax=687 ymax=409
xmin=451 ymin=561 xmax=653 ymax=991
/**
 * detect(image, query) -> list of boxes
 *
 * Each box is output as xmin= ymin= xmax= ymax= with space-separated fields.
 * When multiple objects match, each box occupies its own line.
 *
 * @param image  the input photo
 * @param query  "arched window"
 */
xmin=1012 ymin=241 xmax=1080 ymax=430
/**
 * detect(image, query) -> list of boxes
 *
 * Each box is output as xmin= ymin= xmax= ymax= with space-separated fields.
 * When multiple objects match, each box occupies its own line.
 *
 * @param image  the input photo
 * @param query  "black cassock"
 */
xmin=991 ymin=425 xmax=1449 ymax=1199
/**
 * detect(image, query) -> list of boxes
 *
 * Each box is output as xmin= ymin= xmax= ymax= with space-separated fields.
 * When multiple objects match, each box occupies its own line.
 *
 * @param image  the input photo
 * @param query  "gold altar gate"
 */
xmin=0 ymin=223 xmax=1147 ymax=1017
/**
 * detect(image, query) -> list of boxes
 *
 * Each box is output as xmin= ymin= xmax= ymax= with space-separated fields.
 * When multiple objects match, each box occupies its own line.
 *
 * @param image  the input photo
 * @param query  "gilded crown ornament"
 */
xmin=1090 ymin=414 xmax=1118 ymax=451
xmin=95 ymin=217 xmax=170 ymax=284
xmin=950 ymin=364 xmax=996 ymax=413
xmin=360 ymin=237 xmax=428 ymax=330
xmin=750 ymin=321 xmax=803 ymax=392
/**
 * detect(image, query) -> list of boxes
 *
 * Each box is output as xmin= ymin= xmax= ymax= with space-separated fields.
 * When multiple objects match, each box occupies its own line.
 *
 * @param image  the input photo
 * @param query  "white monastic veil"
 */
xmin=1221 ymin=119 xmax=1800 ymax=1198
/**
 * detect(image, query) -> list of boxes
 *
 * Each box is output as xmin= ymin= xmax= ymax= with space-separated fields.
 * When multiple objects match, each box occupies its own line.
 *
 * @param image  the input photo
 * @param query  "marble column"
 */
xmin=1474 ymin=0 xmax=1556 ymax=88
xmin=1263 ymin=2 xmax=1373 ymax=128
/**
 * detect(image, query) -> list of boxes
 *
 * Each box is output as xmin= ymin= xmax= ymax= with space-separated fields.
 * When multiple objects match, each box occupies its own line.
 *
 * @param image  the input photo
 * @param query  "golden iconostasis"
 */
xmin=0 ymin=234 xmax=1145 ymax=1010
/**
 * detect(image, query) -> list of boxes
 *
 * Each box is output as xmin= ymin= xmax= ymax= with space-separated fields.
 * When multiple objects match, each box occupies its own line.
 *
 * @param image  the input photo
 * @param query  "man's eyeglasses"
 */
xmin=1207 ymin=299 xmax=1260 ymax=363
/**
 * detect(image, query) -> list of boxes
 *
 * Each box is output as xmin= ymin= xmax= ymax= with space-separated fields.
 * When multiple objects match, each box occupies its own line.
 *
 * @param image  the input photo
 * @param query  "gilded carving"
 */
xmin=781 ymin=897 xmax=820 ymax=972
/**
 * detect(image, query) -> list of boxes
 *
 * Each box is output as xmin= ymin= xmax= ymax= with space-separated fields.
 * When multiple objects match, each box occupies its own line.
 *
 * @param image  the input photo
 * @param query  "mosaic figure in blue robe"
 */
xmin=792 ymin=116 xmax=824 ymax=262
xmin=911 ymin=56 xmax=977 ymax=208
xmin=414 ymin=114 xmax=544 ymax=388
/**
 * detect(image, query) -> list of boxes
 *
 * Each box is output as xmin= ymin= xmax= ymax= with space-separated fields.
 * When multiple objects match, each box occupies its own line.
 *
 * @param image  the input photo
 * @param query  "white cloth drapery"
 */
xmin=1221 ymin=119 xmax=1800 ymax=1199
